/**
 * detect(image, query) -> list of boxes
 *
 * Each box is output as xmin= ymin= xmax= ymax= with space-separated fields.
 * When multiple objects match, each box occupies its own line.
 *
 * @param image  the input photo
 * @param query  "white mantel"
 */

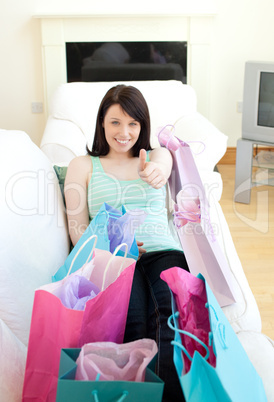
xmin=36 ymin=12 xmax=216 ymax=119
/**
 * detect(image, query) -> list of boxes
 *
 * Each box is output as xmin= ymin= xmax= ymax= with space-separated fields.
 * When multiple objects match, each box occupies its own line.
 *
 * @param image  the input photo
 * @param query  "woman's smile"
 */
xmin=115 ymin=138 xmax=130 ymax=145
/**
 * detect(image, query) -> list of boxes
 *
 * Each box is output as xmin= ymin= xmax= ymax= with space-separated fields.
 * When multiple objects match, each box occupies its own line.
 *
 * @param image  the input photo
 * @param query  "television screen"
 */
xmin=257 ymin=71 xmax=274 ymax=128
xmin=66 ymin=41 xmax=187 ymax=83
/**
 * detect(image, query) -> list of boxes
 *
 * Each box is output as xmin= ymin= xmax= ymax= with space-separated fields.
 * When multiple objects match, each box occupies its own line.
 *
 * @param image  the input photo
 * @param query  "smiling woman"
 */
xmin=64 ymin=84 xmax=189 ymax=401
xmin=65 ymin=85 xmax=174 ymax=243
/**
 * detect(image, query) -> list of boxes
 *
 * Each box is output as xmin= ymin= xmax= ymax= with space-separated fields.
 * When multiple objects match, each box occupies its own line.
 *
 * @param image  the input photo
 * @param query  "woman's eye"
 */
xmin=112 ymin=121 xmax=119 ymax=125
xmin=130 ymin=122 xmax=137 ymax=126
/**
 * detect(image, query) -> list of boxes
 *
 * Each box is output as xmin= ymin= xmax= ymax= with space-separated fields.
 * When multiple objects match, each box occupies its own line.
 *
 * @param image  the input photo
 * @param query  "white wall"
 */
xmin=211 ymin=0 xmax=274 ymax=146
xmin=0 ymin=0 xmax=273 ymax=147
xmin=0 ymin=0 xmax=45 ymax=146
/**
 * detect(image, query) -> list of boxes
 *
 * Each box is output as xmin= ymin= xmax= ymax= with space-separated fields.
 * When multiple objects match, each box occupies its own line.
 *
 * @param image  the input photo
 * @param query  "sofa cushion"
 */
xmin=0 ymin=130 xmax=70 ymax=346
xmin=53 ymin=164 xmax=68 ymax=202
xmin=237 ymin=331 xmax=274 ymax=401
xmin=173 ymin=112 xmax=228 ymax=171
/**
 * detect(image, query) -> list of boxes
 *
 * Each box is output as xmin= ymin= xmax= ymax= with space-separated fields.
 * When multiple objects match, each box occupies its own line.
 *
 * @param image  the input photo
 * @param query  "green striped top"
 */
xmin=87 ymin=155 xmax=182 ymax=253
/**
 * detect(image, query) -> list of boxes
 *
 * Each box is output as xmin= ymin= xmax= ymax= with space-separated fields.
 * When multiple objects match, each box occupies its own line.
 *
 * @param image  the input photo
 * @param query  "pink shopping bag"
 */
xmin=160 ymin=268 xmax=216 ymax=374
xmin=22 ymin=245 xmax=136 ymax=402
xmin=157 ymin=126 xmax=236 ymax=307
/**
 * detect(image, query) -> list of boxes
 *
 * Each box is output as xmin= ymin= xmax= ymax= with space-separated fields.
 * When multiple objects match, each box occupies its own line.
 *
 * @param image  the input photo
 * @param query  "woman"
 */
xmin=65 ymin=85 xmax=188 ymax=401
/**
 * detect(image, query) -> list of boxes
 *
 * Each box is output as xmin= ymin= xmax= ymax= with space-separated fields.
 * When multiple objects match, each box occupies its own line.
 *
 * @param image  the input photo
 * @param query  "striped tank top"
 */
xmin=87 ymin=155 xmax=182 ymax=253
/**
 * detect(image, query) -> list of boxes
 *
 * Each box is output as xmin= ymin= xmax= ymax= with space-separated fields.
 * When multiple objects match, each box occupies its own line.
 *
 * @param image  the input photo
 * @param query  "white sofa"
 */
xmin=1 ymin=80 xmax=274 ymax=401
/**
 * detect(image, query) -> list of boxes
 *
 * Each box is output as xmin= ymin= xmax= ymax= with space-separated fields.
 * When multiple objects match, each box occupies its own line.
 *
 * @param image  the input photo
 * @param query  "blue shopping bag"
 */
xmin=53 ymin=203 xmax=141 ymax=282
xmin=161 ymin=268 xmax=267 ymax=402
xmin=56 ymin=348 xmax=164 ymax=402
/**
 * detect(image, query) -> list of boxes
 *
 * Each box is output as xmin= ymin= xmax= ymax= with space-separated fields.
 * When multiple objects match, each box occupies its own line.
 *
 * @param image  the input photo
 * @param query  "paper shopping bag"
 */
xmin=75 ymin=339 xmax=158 ymax=382
xmin=53 ymin=203 xmax=143 ymax=282
xmin=157 ymin=126 xmax=236 ymax=307
xmin=56 ymin=348 xmax=164 ymax=402
xmin=174 ymin=192 xmax=235 ymax=307
xmin=161 ymin=267 xmax=267 ymax=402
xmin=157 ymin=125 xmax=206 ymax=203
xmin=22 ymin=248 xmax=136 ymax=402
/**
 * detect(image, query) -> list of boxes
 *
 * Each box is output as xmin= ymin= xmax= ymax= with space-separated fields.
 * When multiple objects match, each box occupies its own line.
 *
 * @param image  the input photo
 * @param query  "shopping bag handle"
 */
xmin=205 ymin=302 xmax=228 ymax=350
xmin=157 ymin=124 xmax=180 ymax=150
xmin=92 ymin=390 xmax=128 ymax=402
xmin=167 ymin=312 xmax=210 ymax=362
xmin=93 ymin=208 xmax=122 ymax=242
xmin=66 ymin=235 xmax=98 ymax=277
xmin=101 ymin=243 xmax=129 ymax=291
xmin=157 ymin=124 xmax=206 ymax=155
xmin=168 ymin=292 xmax=211 ymax=362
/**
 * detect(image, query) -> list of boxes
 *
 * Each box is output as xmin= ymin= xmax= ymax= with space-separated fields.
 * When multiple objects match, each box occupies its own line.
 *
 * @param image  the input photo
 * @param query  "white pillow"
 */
xmin=0 ymin=130 xmax=70 ymax=345
xmin=173 ymin=112 xmax=228 ymax=171
xmin=40 ymin=117 xmax=87 ymax=164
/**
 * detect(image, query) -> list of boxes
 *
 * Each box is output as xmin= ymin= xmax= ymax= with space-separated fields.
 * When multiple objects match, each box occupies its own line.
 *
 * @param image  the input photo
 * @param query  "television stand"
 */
xmin=234 ymin=138 xmax=274 ymax=204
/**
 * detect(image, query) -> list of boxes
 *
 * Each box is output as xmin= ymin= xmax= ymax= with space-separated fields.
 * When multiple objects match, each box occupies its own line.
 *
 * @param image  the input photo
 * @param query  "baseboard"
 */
xmin=218 ymin=145 xmax=273 ymax=165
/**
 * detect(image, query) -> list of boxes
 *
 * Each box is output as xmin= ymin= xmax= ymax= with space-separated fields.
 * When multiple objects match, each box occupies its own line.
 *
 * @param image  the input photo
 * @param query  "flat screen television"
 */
xmin=242 ymin=61 xmax=274 ymax=143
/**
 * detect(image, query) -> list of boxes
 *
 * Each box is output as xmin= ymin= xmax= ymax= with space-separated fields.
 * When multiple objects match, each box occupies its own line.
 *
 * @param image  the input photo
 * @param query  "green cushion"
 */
xmin=53 ymin=165 xmax=68 ymax=202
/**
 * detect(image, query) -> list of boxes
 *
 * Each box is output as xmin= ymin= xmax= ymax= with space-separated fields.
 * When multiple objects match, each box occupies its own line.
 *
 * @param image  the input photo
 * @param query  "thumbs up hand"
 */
xmin=138 ymin=148 xmax=167 ymax=189
xmin=138 ymin=148 xmax=147 ymax=173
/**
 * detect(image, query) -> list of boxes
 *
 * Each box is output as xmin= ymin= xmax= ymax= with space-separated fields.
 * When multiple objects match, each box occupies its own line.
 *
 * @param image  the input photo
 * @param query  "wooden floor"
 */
xmin=217 ymin=164 xmax=274 ymax=339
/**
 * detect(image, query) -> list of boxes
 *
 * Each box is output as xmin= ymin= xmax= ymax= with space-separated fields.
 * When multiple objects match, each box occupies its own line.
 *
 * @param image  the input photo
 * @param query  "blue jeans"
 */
xmin=124 ymin=250 xmax=189 ymax=402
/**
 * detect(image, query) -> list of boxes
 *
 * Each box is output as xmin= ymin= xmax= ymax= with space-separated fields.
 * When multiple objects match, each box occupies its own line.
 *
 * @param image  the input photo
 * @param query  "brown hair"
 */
xmin=87 ymin=85 xmax=152 ymax=157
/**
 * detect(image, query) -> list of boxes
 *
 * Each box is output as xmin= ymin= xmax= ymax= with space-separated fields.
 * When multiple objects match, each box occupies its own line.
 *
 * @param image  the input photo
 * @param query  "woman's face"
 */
xmin=103 ymin=104 xmax=141 ymax=156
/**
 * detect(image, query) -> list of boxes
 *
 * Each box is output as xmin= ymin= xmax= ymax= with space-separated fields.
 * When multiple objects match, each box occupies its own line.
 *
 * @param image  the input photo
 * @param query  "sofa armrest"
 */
xmin=0 ymin=319 xmax=27 ymax=402
xmin=0 ymin=130 xmax=70 ymax=346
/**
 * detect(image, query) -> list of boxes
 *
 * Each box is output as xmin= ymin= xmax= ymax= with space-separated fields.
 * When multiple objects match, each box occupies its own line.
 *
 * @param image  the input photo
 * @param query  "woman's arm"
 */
xmin=64 ymin=156 xmax=91 ymax=246
xmin=138 ymin=147 xmax=172 ymax=189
